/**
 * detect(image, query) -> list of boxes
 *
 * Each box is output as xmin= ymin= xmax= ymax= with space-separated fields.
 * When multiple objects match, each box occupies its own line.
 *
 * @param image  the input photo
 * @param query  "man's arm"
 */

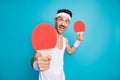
xmin=65 ymin=34 xmax=84 ymax=55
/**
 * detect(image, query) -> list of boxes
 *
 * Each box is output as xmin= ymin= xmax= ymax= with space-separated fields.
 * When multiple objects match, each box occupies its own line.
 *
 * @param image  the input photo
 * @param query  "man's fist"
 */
xmin=77 ymin=34 xmax=84 ymax=41
xmin=37 ymin=53 xmax=51 ymax=71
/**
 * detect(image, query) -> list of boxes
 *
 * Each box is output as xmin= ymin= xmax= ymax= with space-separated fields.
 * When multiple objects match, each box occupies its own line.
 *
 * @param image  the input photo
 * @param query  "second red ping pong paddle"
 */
xmin=74 ymin=20 xmax=85 ymax=34
xmin=31 ymin=23 xmax=57 ymax=56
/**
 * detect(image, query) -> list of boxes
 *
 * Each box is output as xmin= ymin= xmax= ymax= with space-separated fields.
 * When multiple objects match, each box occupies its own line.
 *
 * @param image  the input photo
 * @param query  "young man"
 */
xmin=31 ymin=9 xmax=84 ymax=80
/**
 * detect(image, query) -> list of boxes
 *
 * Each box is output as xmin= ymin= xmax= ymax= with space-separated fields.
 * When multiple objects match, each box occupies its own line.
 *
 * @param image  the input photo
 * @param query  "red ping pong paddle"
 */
xmin=31 ymin=23 xmax=57 ymax=56
xmin=74 ymin=20 xmax=85 ymax=34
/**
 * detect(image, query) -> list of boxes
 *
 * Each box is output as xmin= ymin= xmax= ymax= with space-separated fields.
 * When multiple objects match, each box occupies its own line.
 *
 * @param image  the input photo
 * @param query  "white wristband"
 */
xmin=33 ymin=60 xmax=39 ymax=71
xmin=73 ymin=40 xmax=80 ymax=48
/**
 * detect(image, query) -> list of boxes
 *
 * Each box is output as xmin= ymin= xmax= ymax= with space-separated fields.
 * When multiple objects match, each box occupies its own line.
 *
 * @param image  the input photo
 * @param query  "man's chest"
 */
xmin=57 ymin=37 xmax=63 ymax=50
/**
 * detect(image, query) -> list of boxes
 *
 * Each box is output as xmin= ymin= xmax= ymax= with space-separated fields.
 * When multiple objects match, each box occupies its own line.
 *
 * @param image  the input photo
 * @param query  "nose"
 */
xmin=61 ymin=21 xmax=66 ymax=27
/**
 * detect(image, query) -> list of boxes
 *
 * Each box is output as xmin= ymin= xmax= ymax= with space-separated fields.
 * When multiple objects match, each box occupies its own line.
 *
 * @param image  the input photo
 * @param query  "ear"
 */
xmin=54 ymin=18 xmax=57 ymax=23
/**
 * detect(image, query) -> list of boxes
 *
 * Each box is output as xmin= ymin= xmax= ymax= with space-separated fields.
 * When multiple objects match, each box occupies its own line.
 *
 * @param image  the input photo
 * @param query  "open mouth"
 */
xmin=59 ymin=25 xmax=65 ymax=31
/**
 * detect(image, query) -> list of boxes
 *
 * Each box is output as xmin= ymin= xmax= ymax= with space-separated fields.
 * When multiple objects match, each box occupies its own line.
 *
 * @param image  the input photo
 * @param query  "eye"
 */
xmin=58 ymin=18 xmax=62 ymax=21
xmin=65 ymin=20 xmax=70 ymax=24
xmin=57 ymin=17 xmax=63 ymax=22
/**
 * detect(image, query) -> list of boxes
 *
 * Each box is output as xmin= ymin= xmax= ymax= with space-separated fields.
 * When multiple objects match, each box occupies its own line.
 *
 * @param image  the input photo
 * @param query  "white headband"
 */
xmin=56 ymin=12 xmax=71 ymax=21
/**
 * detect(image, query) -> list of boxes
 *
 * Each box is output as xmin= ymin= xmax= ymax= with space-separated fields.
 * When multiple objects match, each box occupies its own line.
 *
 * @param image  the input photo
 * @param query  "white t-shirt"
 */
xmin=33 ymin=37 xmax=66 ymax=80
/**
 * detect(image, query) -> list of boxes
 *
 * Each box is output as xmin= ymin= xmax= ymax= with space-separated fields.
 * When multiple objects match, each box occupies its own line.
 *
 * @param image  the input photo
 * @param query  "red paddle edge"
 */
xmin=74 ymin=20 xmax=86 ymax=32
xmin=31 ymin=23 xmax=57 ymax=51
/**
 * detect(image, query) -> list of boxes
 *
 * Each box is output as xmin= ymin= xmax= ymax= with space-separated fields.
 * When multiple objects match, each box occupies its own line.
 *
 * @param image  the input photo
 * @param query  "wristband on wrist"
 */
xmin=73 ymin=40 xmax=80 ymax=48
xmin=33 ymin=60 xmax=39 ymax=71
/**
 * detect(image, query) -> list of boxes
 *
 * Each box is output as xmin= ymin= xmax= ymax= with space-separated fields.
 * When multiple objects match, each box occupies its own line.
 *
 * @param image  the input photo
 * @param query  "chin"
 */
xmin=58 ymin=30 xmax=64 ymax=34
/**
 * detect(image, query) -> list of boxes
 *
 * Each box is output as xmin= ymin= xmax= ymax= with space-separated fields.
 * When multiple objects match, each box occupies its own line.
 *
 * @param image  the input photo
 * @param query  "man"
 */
xmin=31 ymin=9 xmax=84 ymax=80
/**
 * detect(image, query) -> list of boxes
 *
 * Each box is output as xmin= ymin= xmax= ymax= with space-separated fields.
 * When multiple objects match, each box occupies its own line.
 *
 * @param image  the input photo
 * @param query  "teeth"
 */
xmin=59 ymin=26 xmax=65 ymax=31
xmin=60 ymin=26 xmax=64 ymax=29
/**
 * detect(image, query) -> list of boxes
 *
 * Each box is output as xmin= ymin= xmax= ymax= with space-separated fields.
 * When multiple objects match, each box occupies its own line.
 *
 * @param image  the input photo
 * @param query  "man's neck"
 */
xmin=57 ymin=33 xmax=62 ymax=39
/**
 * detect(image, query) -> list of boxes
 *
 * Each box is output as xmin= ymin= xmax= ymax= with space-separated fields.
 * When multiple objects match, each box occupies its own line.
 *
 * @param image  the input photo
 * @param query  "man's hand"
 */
xmin=37 ymin=54 xmax=51 ymax=71
xmin=32 ymin=52 xmax=51 ymax=71
xmin=77 ymin=34 xmax=84 ymax=41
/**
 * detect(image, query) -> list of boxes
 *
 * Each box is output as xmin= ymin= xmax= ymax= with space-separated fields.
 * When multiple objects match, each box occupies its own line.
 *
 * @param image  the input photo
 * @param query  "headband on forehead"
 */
xmin=56 ymin=12 xmax=71 ymax=21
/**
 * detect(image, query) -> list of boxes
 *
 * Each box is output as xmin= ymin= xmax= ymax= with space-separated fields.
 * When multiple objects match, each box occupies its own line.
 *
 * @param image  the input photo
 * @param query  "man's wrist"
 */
xmin=33 ymin=60 xmax=39 ymax=71
xmin=73 ymin=39 xmax=80 ymax=48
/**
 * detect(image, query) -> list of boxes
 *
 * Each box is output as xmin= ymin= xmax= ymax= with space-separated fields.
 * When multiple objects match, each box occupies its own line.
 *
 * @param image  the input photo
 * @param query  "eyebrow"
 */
xmin=57 ymin=16 xmax=63 ymax=19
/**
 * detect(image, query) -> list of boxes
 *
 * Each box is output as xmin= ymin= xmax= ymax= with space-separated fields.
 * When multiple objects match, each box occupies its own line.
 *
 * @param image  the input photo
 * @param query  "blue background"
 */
xmin=0 ymin=0 xmax=120 ymax=80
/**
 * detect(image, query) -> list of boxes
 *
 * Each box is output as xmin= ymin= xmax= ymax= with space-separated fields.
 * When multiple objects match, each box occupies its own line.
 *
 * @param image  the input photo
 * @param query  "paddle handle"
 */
xmin=36 ymin=49 xmax=53 ymax=57
xmin=36 ymin=50 xmax=48 ymax=57
xmin=77 ymin=32 xmax=83 ymax=35
xmin=76 ymin=32 xmax=84 ymax=44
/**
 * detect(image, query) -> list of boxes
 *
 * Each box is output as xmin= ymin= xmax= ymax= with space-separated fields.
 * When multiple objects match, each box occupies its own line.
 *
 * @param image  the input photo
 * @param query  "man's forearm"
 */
xmin=69 ymin=46 xmax=76 ymax=55
xmin=66 ymin=45 xmax=76 ymax=55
